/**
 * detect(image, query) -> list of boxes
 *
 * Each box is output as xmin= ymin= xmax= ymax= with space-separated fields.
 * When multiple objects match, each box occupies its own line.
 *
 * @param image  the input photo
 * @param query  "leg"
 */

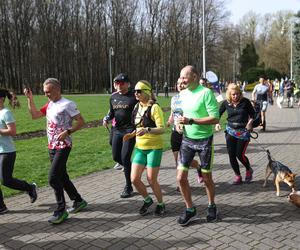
xmin=262 ymin=165 xmax=272 ymax=187
xmin=147 ymin=167 xmax=163 ymax=203
xmin=225 ymin=133 xmax=241 ymax=176
xmin=202 ymin=172 xmax=215 ymax=205
xmin=0 ymin=152 xmax=32 ymax=192
xmin=111 ymin=129 xmax=123 ymax=165
xmin=275 ymin=176 xmax=281 ymax=196
xmin=121 ymin=133 xmax=135 ymax=189
xmin=131 ymin=163 xmax=147 ymax=198
xmin=177 ymin=169 xmax=193 ymax=208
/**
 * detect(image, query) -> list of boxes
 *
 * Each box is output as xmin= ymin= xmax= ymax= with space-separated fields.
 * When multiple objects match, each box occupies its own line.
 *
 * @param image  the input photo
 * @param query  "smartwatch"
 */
xmin=188 ymin=118 xmax=194 ymax=125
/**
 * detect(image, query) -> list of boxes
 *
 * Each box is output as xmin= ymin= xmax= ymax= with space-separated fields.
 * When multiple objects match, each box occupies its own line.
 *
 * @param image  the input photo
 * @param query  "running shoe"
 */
xmin=154 ymin=204 xmax=166 ymax=216
xmin=206 ymin=204 xmax=218 ymax=222
xmin=245 ymin=168 xmax=254 ymax=183
xmin=48 ymin=210 xmax=69 ymax=224
xmin=120 ymin=186 xmax=133 ymax=198
xmin=67 ymin=199 xmax=88 ymax=214
xmin=0 ymin=205 xmax=8 ymax=214
xmin=177 ymin=207 xmax=197 ymax=226
xmin=113 ymin=163 xmax=124 ymax=170
xmin=28 ymin=183 xmax=37 ymax=203
xmin=139 ymin=198 xmax=153 ymax=216
xmin=232 ymin=175 xmax=242 ymax=185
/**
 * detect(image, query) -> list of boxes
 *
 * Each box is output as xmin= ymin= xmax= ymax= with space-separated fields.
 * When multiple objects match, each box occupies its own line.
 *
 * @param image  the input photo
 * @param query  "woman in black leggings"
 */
xmin=216 ymin=83 xmax=255 ymax=185
xmin=0 ymin=89 xmax=37 ymax=214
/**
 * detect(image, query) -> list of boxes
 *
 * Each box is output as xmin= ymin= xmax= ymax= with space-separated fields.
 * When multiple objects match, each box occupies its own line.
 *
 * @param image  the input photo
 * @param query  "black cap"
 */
xmin=113 ymin=73 xmax=129 ymax=83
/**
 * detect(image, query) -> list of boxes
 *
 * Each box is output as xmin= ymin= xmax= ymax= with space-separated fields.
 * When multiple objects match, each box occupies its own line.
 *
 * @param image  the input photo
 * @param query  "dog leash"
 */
xmin=249 ymin=131 xmax=269 ymax=153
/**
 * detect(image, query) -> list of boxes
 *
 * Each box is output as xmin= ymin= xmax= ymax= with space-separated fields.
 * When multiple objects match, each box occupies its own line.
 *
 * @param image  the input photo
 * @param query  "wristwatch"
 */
xmin=67 ymin=129 xmax=72 ymax=135
xmin=147 ymin=127 xmax=151 ymax=133
xmin=188 ymin=118 xmax=194 ymax=125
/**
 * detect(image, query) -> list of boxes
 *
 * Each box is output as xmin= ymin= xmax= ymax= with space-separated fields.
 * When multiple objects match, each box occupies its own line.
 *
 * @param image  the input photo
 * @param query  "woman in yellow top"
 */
xmin=131 ymin=80 xmax=165 ymax=216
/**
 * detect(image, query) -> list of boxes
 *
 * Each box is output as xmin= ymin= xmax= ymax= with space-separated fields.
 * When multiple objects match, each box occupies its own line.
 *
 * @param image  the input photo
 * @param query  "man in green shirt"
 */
xmin=177 ymin=65 xmax=219 ymax=226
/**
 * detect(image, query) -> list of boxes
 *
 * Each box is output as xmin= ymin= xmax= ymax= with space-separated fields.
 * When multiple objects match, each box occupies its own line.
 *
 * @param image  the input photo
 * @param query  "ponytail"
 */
xmin=0 ymin=89 xmax=20 ymax=109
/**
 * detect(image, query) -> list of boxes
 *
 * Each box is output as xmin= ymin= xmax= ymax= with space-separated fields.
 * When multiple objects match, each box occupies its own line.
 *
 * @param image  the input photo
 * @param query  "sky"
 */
xmin=227 ymin=0 xmax=300 ymax=24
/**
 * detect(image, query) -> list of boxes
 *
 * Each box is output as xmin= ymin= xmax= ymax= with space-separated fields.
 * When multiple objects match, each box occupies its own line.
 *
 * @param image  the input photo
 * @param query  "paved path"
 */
xmin=1 ymin=97 xmax=300 ymax=250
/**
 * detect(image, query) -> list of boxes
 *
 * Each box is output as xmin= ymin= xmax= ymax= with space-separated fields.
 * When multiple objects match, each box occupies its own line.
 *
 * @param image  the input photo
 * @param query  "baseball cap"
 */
xmin=113 ymin=73 xmax=129 ymax=83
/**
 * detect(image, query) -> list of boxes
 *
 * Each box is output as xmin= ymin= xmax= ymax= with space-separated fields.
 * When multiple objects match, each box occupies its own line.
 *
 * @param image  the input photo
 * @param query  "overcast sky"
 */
xmin=227 ymin=0 xmax=300 ymax=24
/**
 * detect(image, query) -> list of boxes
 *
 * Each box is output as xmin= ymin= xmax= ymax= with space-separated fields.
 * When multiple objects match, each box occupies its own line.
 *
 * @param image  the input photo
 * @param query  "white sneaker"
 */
xmin=113 ymin=163 xmax=124 ymax=170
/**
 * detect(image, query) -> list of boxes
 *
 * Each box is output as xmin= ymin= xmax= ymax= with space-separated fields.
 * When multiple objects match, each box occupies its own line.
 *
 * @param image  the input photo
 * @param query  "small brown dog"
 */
xmin=263 ymin=150 xmax=296 ymax=196
xmin=288 ymin=191 xmax=300 ymax=208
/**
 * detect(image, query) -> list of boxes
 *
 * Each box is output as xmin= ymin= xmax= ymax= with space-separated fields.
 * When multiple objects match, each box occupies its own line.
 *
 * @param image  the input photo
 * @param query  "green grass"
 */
xmin=1 ymin=94 xmax=226 ymax=197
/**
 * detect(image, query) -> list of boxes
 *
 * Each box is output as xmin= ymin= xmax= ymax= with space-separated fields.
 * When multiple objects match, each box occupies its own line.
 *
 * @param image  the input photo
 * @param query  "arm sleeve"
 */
xmin=66 ymin=101 xmax=80 ymax=118
xmin=219 ymin=101 xmax=226 ymax=118
xmin=151 ymin=104 xmax=165 ymax=128
xmin=204 ymin=89 xmax=219 ymax=119
xmin=3 ymin=110 xmax=16 ymax=124
xmin=245 ymin=99 xmax=255 ymax=119
xmin=40 ymin=102 xmax=49 ymax=115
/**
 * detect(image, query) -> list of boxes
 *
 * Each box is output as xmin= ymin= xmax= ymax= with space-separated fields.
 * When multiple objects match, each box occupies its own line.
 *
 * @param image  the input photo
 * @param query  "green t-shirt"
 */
xmin=180 ymin=84 xmax=219 ymax=139
xmin=0 ymin=108 xmax=16 ymax=153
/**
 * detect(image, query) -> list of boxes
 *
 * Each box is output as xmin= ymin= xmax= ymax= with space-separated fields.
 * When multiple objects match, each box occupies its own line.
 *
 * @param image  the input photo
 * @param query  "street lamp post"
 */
xmin=202 ymin=0 xmax=206 ymax=77
xmin=290 ymin=23 xmax=294 ymax=80
xmin=109 ymin=47 xmax=114 ymax=93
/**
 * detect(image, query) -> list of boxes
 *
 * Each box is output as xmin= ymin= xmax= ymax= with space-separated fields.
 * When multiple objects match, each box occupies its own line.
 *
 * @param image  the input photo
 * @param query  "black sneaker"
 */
xmin=48 ymin=210 xmax=69 ymax=224
xmin=67 ymin=199 xmax=88 ymax=214
xmin=154 ymin=204 xmax=166 ymax=216
xmin=139 ymin=198 xmax=153 ymax=216
xmin=120 ymin=186 xmax=133 ymax=198
xmin=0 ymin=205 xmax=8 ymax=214
xmin=206 ymin=204 xmax=218 ymax=222
xmin=28 ymin=183 xmax=37 ymax=203
xmin=177 ymin=207 xmax=197 ymax=226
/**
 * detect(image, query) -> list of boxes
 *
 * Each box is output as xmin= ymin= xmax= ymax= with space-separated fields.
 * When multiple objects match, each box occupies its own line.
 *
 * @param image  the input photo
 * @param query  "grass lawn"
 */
xmin=1 ymin=94 xmax=226 ymax=197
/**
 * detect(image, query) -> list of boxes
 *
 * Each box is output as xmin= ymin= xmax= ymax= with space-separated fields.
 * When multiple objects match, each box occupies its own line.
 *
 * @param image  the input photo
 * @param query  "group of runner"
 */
xmin=0 ymin=68 xmax=269 ymax=226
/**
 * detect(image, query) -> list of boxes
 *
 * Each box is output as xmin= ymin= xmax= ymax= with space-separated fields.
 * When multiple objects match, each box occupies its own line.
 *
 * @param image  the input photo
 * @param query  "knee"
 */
xmin=147 ymin=176 xmax=157 ymax=187
xmin=177 ymin=173 xmax=188 ymax=186
xmin=131 ymin=175 xmax=140 ymax=186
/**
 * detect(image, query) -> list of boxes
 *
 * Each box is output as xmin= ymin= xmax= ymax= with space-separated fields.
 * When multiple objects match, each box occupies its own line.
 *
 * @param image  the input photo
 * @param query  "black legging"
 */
xmin=0 ymin=152 xmax=32 ymax=207
xmin=225 ymin=133 xmax=251 ymax=176
xmin=49 ymin=148 xmax=82 ymax=212
xmin=111 ymin=128 xmax=135 ymax=188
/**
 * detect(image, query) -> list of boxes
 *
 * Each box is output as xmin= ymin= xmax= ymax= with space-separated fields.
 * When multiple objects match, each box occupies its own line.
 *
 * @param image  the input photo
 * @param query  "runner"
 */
xmin=131 ymin=80 xmax=166 ymax=216
xmin=103 ymin=73 xmax=137 ymax=198
xmin=177 ymin=65 xmax=219 ymax=226
xmin=0 ymin=89 xmax=37 ymax=214
xmin=216 ymin=83 xmax=255 ymax=185
xmin=24 ymin=78 xmax=87 ymax=224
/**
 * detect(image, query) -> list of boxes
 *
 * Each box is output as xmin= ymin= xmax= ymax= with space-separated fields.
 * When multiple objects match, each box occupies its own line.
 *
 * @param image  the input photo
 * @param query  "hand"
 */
xmin=103 ymin=120 xmax=109 ymax=128
xmin=23 ymin=87 xmax=32 ymax=99
xmin=166 ymin=121 xmax=171 ymax=127
xmin=178 ymin=115 xmax=188 ymax=125
xmin=136 ymin=128 xmax=147 ymax=136
xmin=57 ymin=130 xmax=69 ymax=141
xmin=215 ymin=124 xmax=221 ymax=131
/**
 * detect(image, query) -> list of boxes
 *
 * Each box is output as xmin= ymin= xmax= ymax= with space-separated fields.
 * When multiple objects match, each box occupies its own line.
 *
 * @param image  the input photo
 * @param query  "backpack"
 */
xmin=132 ymin=103 xmax=157 ymax=128
xmin=252 ymin=102 xmax=262 ymax=128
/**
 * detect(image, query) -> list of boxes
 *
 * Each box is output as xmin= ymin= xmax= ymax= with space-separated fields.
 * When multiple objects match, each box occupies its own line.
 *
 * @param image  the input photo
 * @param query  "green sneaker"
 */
xmin=67 ymin=199 xmax=88 ymax=214
xmin=48 ymin=210 xmax=69 ymax=224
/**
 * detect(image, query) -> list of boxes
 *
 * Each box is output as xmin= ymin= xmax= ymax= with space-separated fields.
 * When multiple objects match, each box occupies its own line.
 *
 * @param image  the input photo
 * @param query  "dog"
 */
xmin=288 ymin=191 xmax=300 ymax=208
xmin=263 ymin=150 xmax=296 ymax=196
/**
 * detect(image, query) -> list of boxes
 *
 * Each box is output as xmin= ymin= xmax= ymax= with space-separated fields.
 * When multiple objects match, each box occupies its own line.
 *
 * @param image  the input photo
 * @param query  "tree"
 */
xmin=239 ymin=42 xmax=259 ymax=74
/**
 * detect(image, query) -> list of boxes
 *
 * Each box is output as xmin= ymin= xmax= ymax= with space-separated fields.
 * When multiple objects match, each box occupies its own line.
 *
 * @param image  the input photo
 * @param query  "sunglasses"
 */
xmin=114 ymin=81 xmax=126 ymax=85
xmin=134 ymin=89 xmax=147 ymax=94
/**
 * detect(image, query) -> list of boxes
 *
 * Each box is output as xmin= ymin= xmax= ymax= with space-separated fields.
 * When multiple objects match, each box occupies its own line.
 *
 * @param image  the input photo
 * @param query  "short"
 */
xmin=259 ymin=101 xmax=268 ymax=112
xmin=171 ymin=130 xmax=183 ymax=152
xmin=287 ymin=91 xmax=293 ymax=98
xmin=179 ymin=136 xmax=214 ymax=173
xmin=132 ymin=148 xmax=163 ymax=168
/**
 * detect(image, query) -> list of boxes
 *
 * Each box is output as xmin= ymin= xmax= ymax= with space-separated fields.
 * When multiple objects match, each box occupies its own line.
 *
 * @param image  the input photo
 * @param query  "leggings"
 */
xmin=49 ymin=148 xmax=82 ymax=212
xmin=0 ymin=152 xmax=32 ymax=207
xmin=225 ymin=133 xmax=251 ymax=176
xmin=111 ymin=128 xmax=135 ymax=188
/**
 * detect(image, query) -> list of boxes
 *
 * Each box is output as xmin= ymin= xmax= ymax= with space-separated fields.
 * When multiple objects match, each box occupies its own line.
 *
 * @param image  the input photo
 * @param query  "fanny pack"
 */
xmin=226 ymin=125 xmax=250 ymax=141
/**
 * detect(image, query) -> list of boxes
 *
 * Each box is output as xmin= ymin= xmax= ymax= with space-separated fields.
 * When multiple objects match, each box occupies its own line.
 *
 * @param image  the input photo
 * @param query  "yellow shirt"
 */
xmin=135 ymin=103 xmax=165 ymax=150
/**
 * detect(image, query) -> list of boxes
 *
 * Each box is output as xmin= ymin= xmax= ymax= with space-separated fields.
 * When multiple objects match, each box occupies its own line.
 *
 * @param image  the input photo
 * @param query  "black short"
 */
xmin=171 ymin=130 xmax=183 ymax=152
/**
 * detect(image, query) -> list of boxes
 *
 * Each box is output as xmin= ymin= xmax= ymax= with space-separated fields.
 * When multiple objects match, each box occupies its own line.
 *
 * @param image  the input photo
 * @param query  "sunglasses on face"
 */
xmin=114 ymin=81 xmax=126 ymax=85
xmin=134 ymin=89 xmax=147 ymax=94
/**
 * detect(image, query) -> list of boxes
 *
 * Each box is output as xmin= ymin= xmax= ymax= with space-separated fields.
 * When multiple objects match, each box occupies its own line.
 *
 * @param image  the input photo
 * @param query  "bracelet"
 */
xmin=147 ymin=127 xmax=151 ymax=133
